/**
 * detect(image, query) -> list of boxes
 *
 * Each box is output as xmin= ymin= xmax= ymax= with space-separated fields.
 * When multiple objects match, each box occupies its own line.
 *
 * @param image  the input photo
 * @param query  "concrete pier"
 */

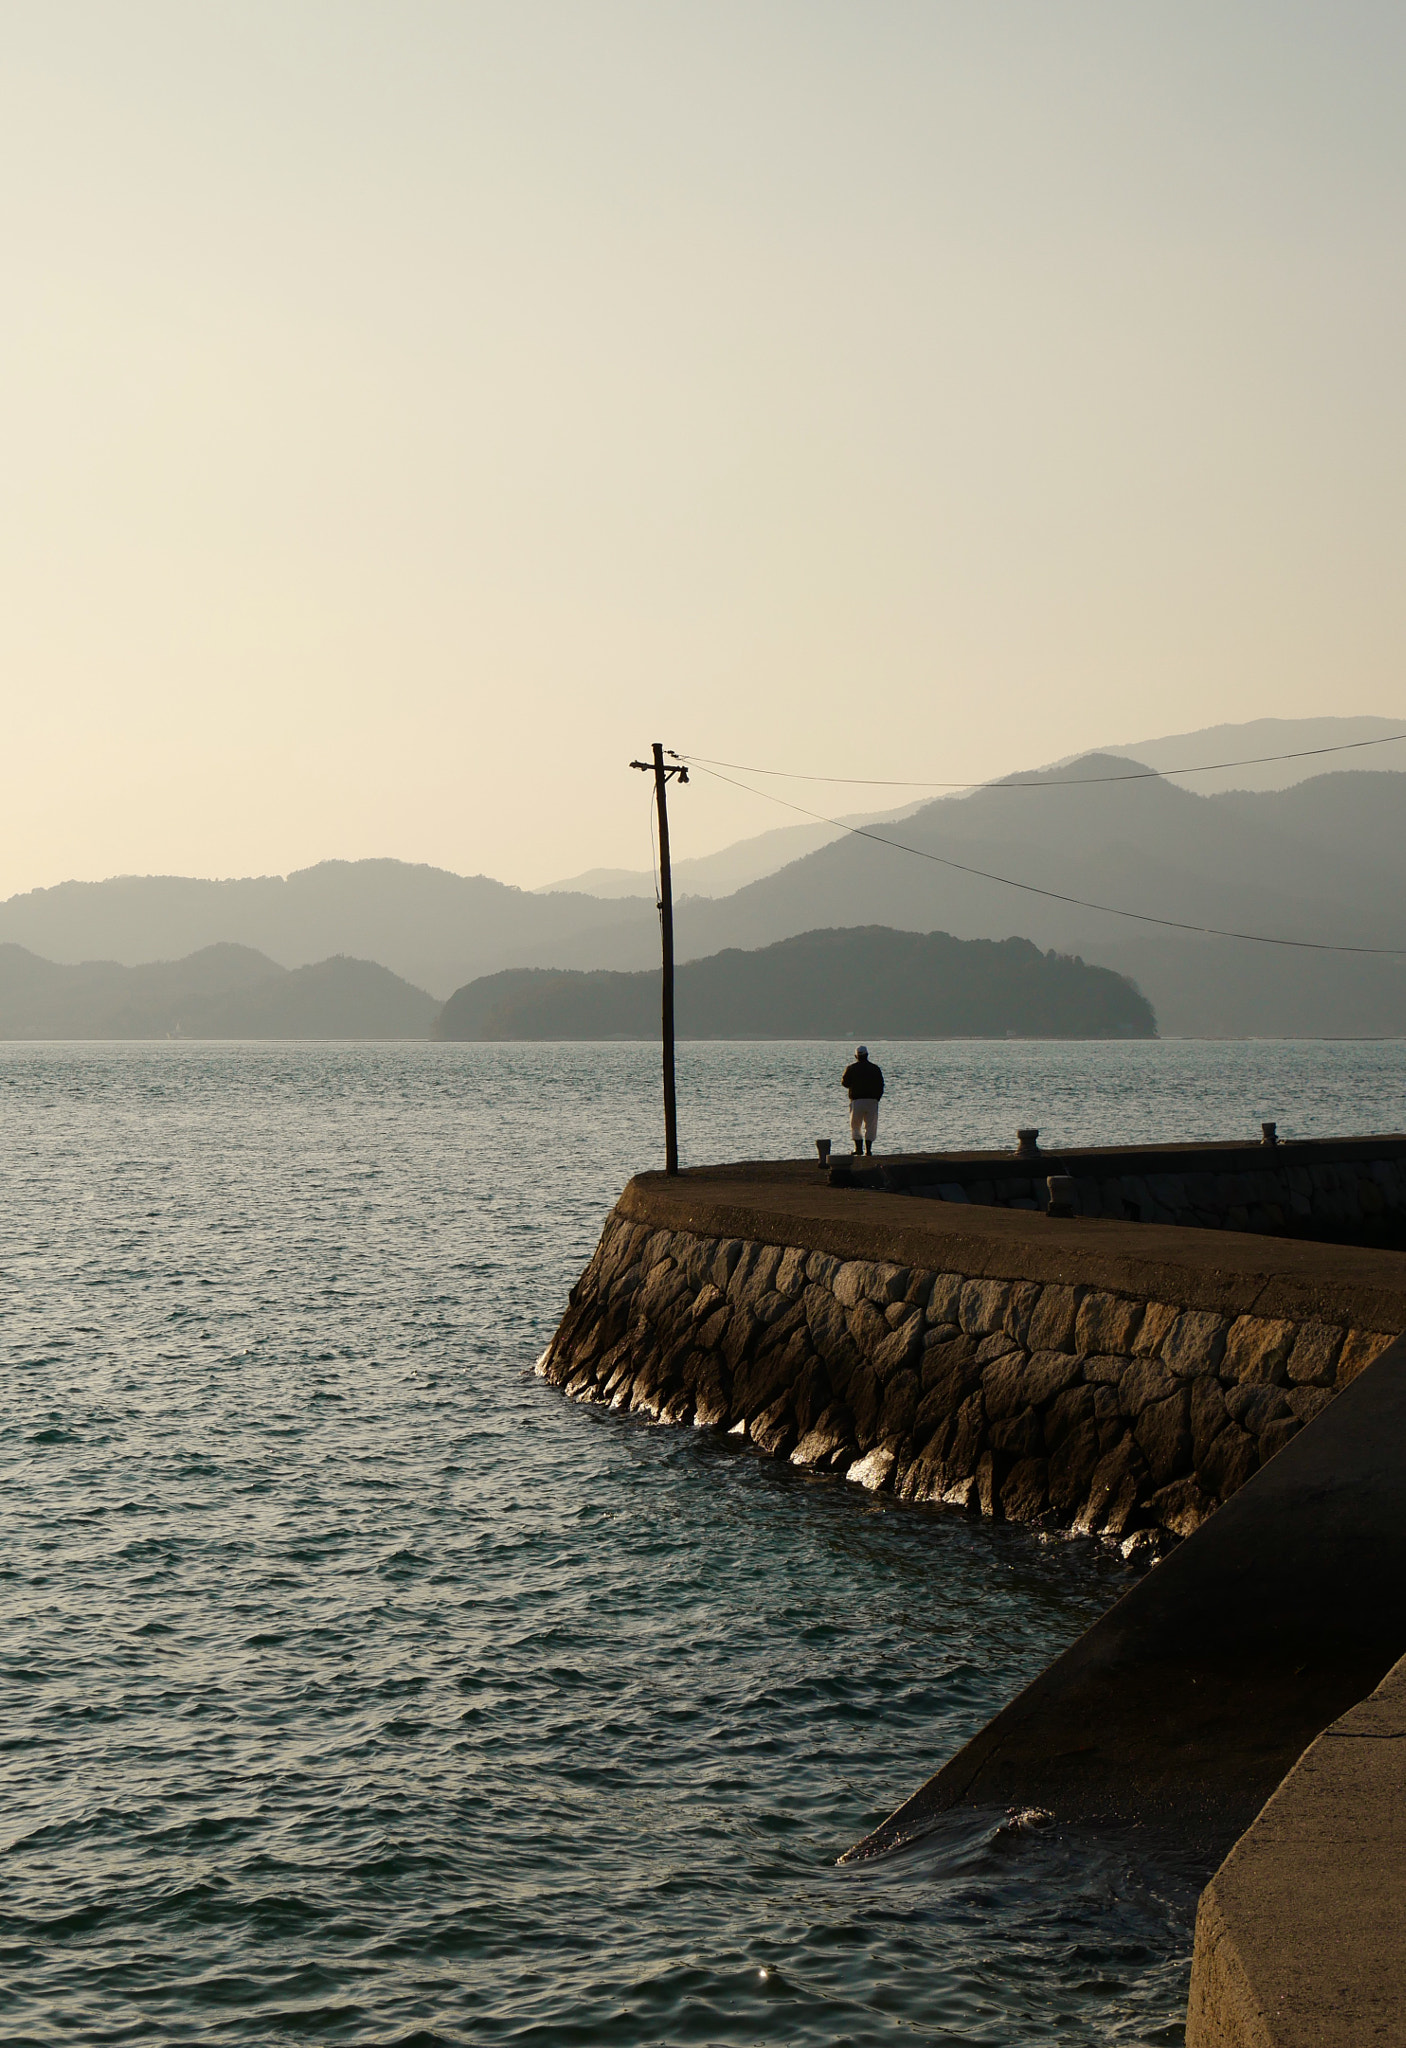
xmin=541 ymin=1150 xmax=1406 ymax=2037
xmin=842 ymin=1325 xmax=1406 ymax=1863
xmin=543 ymin=1158 xmax=1406 ymax=1549
xmin=831 ymin=1132 xmax=1406 ymax=1245
xmin=1186 ymin=1651 xmax=1406 ymax=2045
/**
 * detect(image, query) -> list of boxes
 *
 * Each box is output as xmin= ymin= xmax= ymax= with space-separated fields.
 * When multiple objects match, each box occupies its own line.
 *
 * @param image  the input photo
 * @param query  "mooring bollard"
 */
xmin=815 ymin=1138 xmax=832 ymax=1167
xmin=1015 ymin=1128 xmax=1041 ymax=1159
xmin=1262 ymin=1121 xmax=1278 ymax=1147
xmin=1045 ymin=1173 xmax=1076 ymax=1218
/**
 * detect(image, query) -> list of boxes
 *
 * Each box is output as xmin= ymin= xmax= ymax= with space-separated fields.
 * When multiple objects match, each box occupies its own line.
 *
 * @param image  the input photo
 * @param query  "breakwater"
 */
xmin=1186 ymin=1646 xmax=1406 ymax=2047
xmin=844 ymin=1322 xmax=1406 ymax=1860
xmin=543 ymin=1148 xmax=1406 ymax=2036
xmin=831 ymin=1132 xmax=1406 ymax=1244
xmin=539 ymin=1159 xmax=1405 ymax=1550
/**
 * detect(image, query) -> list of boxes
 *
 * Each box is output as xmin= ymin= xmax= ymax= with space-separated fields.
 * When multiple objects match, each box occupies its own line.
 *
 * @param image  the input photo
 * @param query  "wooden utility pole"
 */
xmin=630 ymin=743 xmax=688 ymax=1174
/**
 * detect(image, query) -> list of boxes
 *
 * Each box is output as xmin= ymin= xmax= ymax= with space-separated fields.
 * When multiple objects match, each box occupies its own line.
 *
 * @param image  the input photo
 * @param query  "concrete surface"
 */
xmin=1186 ymin=1651 xmax=1406 ymax=2046
xmin=837 ymin=1324 xmax=1406 ymax=1863
xmin=621 ymin=1162 xmax=1406 ymax=1333
xmin=588 ymin=1164 xmax=1406 ymax=2031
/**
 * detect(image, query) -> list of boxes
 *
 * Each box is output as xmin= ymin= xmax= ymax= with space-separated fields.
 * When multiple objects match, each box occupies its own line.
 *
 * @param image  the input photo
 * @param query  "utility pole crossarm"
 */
xmin=630 ymin=743 xmax=688 ymax=1175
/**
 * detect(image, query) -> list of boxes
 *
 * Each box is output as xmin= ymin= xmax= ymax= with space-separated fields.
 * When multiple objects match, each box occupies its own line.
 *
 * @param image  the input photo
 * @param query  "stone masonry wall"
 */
xmin=539 ymin=1209 xmax=1398 ymax=1558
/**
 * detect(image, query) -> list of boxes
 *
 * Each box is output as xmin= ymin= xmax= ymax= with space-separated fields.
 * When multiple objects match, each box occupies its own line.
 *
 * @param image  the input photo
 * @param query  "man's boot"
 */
xmin=865 ymin=1140 xmax=873 ymax=1155
xmin=853 ymin=1140 xmax=863 ymax=1154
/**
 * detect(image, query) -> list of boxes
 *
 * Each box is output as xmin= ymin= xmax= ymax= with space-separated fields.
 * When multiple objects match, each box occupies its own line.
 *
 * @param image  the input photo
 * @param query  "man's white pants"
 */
xmin=849 ymin=1099 xmax=879 ymax=1148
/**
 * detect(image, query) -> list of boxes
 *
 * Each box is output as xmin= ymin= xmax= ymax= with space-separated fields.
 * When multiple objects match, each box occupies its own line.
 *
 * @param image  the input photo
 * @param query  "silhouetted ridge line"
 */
xmin=685 ymin=762 xmax=1406 ymax=957
xmin=0 ymin=944 xmax=439 ymax=1039
xmin=679 ymin=727 xmax=1406 ymax=789
xmin=432 ymin=927 xmax=1156 ymax=1041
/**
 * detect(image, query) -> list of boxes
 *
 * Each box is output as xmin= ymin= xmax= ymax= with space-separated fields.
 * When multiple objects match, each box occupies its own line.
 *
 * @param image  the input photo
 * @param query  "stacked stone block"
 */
xmin=540 ymin=1211 xmax=1396 ymax=1555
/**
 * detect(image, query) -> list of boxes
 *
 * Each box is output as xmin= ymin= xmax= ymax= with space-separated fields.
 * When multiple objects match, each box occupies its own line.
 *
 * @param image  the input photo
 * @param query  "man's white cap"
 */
xmin=856 ymin=1044 xmax=867 ymax=1057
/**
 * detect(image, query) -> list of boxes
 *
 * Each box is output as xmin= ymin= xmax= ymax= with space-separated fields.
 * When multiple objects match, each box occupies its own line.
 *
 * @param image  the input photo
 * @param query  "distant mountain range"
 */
xmin=656 ymin=760 xmax=1406 ymax=1037
xmin=539 ymin=715 xmax=1406 ymax=898
xmin=0 ymin=944 xmax=438 ymax=1039
xmin=3 ymin=716 xmax=1404 ymax=1035
xmin=0 ymin=928 xmax=1153 ymax=1041
xmin=433 ymin=928 xmax=1156 ymax=1041
xmin=1095 ymin=714 xmax=1406 ymax=794
xmin=0 ymin=861 xmax=653 ymax=1002
xmin=535 ymin=801 xmax=924 ymax=901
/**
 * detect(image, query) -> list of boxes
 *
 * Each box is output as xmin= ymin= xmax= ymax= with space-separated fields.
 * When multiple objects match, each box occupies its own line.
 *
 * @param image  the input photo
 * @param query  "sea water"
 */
xmin=3 ymin=1038 xmax=1403 ymax=2045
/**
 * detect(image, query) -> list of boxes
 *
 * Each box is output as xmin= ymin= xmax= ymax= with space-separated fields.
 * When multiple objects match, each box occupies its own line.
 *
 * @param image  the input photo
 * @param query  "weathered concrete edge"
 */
xmin=617 ymin=1172 xmax=1406 ymax=1333
xmin=1185 ymin=1651 xmax=1406 ymax=2047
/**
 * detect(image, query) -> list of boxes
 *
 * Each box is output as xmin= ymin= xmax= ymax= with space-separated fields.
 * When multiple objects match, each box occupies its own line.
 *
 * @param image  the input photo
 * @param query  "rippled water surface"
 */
xmin=4 ymin=1039 xmax=1403 ymax=2045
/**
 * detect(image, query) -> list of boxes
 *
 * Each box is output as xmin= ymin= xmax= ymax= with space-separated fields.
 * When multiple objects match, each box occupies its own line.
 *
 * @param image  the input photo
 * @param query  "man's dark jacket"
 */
xmin=842 ymin=1057 xmax=884 ymax=1101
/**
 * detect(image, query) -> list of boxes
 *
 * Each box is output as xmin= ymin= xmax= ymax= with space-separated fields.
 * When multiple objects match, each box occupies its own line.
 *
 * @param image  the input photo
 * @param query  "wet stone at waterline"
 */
xmin=544 ymin=1206 xmax=1394 ymax=1558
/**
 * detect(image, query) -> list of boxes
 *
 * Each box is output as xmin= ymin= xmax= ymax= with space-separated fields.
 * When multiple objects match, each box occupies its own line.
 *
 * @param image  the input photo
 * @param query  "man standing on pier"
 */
xmin=842 ymin=1044 xmax=884 ymax=1156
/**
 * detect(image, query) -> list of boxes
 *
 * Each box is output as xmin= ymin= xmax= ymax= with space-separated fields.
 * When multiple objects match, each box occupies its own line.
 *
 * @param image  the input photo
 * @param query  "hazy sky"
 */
xmin=3 ymin=1 xmax=1404 ymax=897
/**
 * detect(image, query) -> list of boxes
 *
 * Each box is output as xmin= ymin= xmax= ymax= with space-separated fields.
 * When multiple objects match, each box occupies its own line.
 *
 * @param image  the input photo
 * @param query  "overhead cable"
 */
xmin=681 ymin=729 xmax=1406 ymax=791
xmin=679 ymin=757 xmax=1406 ymax=958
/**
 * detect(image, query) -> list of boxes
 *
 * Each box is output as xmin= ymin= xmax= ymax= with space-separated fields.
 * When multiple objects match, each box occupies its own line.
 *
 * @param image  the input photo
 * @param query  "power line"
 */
xmin=680 ymin=757 xmax=1406 ymax=958
xmin=681 ymin=729 xmax=1406 ymax=791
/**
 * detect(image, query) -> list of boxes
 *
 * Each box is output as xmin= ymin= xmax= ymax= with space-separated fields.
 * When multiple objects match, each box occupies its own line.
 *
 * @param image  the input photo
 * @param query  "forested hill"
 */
xmin=0 ymin=944 xmax=439 ymax=1039
xmin=0 ymin=861 xmax=650 ymax=1001
xmin=432 ymin=927 xmax=1157 ymax=1041
xmin=8 ymin=739 xmax=1406 ymax=1034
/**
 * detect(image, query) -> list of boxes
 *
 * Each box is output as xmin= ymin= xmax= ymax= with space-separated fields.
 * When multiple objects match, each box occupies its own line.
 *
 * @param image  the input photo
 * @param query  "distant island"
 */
xmin=0 ymin=943 xmax=439 ymax=1040
xmin=432 ymin=927 xmax=1157 ymax=1040
xmin=0 ymin=928 xmax=1156 ymax=1040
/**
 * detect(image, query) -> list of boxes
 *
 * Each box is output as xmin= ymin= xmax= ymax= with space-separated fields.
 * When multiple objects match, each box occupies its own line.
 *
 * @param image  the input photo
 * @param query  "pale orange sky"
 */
xmin=3 ymin=1 xmax=1404 ymax=899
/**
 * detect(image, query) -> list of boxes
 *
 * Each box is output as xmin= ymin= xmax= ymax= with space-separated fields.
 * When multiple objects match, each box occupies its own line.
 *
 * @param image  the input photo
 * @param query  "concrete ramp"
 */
xmin=842 ymin=1335 xmax=1406 ymax=1864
